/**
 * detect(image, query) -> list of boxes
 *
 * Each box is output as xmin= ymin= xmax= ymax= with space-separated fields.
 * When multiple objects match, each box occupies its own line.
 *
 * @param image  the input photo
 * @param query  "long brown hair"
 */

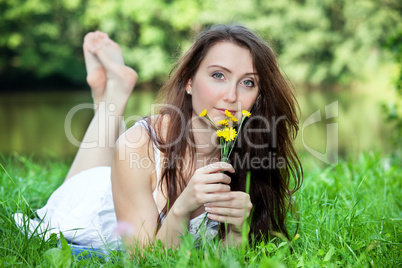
xmin=144 ymin=24 xmax=303 ymax=242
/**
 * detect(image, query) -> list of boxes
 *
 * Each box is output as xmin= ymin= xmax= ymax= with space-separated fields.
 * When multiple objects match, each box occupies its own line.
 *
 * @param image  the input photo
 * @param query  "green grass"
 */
xmin=0 ymin=152 xmax=401 ymax=267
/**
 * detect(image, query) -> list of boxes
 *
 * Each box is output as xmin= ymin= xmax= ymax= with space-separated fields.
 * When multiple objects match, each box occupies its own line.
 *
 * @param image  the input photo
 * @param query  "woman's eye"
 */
xmin=212 ymin=72 xmax=224 ymax=80
xmin=242 ymin=80 xmax=255 ymax=87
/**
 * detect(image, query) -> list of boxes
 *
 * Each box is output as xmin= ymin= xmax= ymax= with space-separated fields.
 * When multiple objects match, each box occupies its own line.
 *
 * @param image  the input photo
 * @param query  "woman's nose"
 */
xmin=223 ymin=83 xmax=237 ymax=103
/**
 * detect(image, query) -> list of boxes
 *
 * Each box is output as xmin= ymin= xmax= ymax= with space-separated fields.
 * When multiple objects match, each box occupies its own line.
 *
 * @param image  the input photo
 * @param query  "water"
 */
xmin=0 ymin=86 xmax=394 ymax=163
xmin=0 ymin=90 xmax=156 ymax=158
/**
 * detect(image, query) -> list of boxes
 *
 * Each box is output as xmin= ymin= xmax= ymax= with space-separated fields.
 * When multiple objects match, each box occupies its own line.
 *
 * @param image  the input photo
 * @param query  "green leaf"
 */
xmin=296 ymin=254 xmax=305 ymax=267
xmin=277 ymin=242 xmax=288 ymax=249
xmin=259 ymin=256 xmax=285 ymax=268
xmin=318 ymin=249 xmax=325 ymax=256
xmin=324 ymin=247 xmax=335 ymax=262
xmin=0 ymin=256 xmax=17 ymax=267
xmin=43 ymin=233 xmax=71 ymax=268
xmin=265 ymin=243 xmax=277 ymax=253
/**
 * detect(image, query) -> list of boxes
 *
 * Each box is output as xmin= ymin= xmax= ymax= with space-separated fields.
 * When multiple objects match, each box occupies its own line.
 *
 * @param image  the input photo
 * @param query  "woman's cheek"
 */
xmin=239 ymin=96 xmax=254 ymax=112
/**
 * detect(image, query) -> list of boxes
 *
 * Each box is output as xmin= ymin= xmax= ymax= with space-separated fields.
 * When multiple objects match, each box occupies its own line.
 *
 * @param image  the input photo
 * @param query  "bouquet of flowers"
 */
xmin=199 ymin=109 xmax=251 ymax=162
xmin=196 ymin=109 xmax=251 ymax=237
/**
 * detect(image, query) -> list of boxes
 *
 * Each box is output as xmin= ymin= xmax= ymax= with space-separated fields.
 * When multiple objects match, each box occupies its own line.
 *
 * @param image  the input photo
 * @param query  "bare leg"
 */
xmin=65 ymin=33 xmax=138 ymax=180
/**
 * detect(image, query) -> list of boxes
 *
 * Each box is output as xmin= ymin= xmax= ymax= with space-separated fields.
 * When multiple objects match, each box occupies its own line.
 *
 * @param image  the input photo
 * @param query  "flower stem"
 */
xmin=205 ymin=115 xmax=219 ymax=129
xmin=227 ymin=117 xmax=246 ymax=160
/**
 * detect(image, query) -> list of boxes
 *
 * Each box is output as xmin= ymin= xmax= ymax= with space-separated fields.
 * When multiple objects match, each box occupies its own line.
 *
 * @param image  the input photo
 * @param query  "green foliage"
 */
xmin=382 ymin=32 xmax=402 ymax=155
xmin=238 ymin=0 xmax=402 ymax=85
xmin=0 ymin=0 xmax=87 ymax=83
xmin=43 ymin=233 xmax=71 ymax=268
xmin=0 ymin=152 xmax=401 ymax=266
xmin=0 ymin=0 xmax=401 ymax=87
xmin=0 ymin=0 xmax=200 ymax=86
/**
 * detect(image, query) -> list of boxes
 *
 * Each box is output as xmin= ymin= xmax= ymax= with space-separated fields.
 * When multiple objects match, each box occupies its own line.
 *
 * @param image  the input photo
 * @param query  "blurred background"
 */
xmin=1 ymin=0 xmax=401 ymax=165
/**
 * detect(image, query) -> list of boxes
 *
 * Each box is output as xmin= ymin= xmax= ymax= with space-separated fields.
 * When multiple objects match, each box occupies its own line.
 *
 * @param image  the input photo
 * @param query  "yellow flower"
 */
xmin=229 ymin=115 xmax=238 ymax=122
xmin=216 ymin=129 xmax=227 ymax=140
xmin=223 ymin=110 xmax=239 ymax=122
xmin=216 ymin=127 xmax=237 ymax=141
xmin=218 ymin=119 xmax=229 ymax=126
xmin=199 ymin=109 xmax=207 ymax=117
xmin=224 ymin=110 xmax=232 ymax=117
xmin=242 ymin=110 xmax=251 ymax=117
xmin=227 ymin=127 xmax=237 ymax=141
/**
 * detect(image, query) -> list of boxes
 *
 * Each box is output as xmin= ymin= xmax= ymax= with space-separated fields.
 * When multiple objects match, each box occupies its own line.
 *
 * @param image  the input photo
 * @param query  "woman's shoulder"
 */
xmin=137 ymin=114 xmax=171 ymax=142
xmin=116 ymin=120 xmax=151 ymax=152
xmin=116 ymin=114 xmax=170 ymax=153
xmin=113 ymin=117 xmax=159 ymax=186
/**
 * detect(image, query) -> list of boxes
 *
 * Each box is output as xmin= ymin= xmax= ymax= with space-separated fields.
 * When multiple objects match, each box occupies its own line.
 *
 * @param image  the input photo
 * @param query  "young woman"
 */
xmin=15 ymin=24 xmax=302 ymax=251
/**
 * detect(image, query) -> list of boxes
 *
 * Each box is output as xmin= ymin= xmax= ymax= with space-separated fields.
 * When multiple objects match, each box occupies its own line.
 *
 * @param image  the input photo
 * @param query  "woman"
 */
xmin=15 ymin=24 xmax=302 ymax=251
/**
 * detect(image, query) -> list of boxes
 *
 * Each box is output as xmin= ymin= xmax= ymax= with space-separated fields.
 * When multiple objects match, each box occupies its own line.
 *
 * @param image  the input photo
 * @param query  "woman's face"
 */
xmin=186 ymin=41 xmax=259 ymax=124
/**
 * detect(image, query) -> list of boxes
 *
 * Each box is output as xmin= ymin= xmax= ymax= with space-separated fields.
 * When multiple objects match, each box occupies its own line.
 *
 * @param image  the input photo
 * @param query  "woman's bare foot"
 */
xmin=91 ymin=37 xmax=138 ymax=103
xmin=83 ymin=31 xmax=109 ymax=108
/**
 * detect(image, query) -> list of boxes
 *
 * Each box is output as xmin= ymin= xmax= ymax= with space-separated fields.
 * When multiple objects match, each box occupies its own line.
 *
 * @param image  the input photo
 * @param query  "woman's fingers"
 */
xmin=192 ymin=163 xmax=233 ymax=185
xmin=206 ymin=213 xmax=244 ymax=228
xmin=205 ymin=206 xmax=244 ymax=217
xmin=205 ymin=191 xmax=252 ymax=227
xmin=199 ymin=172 xmax=232 ymax=185
xmin=206 ymin=192 xmax=251 ymax=208
xmin=201 ymin=183 xmax=231 ymax=193
xmin=206 ymin=207 xmax=250 ymax=229
xmin=196 ymin=192 xmax=234 ymax=205
xmin=183 ymin=162 xmax=235 ymax=212
xmin=205 ymin=201 xmax=252 ymax=218
xmin=198 ymin=162 xmax=235 ymax=174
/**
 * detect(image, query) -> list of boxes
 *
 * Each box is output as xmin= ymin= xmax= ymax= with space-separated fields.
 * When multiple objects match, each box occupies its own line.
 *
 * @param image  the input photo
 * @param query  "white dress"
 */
xmin=14 ymin=119 xmax=219 ymax=250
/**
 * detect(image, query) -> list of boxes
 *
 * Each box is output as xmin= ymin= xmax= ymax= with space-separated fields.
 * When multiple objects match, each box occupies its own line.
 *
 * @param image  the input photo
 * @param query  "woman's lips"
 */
xmin=215 ymin=108 xmax=237 ymax=115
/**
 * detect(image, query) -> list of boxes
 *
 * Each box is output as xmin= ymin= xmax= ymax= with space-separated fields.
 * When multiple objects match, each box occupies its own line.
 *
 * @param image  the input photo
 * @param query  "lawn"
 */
xmin=0 ymin=152 xmax=401 ymax=267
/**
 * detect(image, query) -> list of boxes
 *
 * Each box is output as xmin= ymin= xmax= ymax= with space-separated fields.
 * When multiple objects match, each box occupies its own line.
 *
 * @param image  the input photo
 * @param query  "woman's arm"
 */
xmin=112 ymin=125 xmax=193 ymax=248
xmin=112 ymin=125 xmax=162 ymax=246
xmin=112 ymin=125 xmax=236 ymax=249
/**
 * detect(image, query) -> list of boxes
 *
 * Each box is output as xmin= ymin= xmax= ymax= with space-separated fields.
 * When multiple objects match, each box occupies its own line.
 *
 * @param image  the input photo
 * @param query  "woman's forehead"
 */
xmin=200 ymin=41 xmax=256 ymax=75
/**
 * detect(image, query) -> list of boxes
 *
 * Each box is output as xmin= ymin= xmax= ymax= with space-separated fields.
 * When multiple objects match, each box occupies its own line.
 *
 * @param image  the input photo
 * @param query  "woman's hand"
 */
xmin=173 ymin=162 xmax=235 ymax=219
xmin=204 ymin=191 xmax=253 ymax=234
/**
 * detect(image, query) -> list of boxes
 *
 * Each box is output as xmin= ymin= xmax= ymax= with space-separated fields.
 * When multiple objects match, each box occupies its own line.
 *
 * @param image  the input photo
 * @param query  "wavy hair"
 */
xmin=144 ymin=24 xmax=303 ymax=242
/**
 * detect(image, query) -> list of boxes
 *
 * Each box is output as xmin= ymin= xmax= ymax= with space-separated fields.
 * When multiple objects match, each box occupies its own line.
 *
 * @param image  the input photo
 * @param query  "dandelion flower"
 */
xmin=227 ymin=127 xmax=237 ymax=141
xmin=216 ymin=129 xmax=228 ymax=140
xmin=242 ymin=110 xmax=251 ymax=117
xmin=224 ymin=110 xmax=232 ymax=117
xmin=218 ymin=119 xmax=229 ymax=126
xmin=199 ymin=109 xmax=207 ymax=117
xmin=217 ymin=127 xmax=237 ymax=141
xmin=229 ymin=115 xmax=238 ymax=122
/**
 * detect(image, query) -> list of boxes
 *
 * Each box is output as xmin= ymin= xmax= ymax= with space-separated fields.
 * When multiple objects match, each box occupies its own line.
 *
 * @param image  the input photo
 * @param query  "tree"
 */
xmin=1 ymin=0 xmax=401 ymax=90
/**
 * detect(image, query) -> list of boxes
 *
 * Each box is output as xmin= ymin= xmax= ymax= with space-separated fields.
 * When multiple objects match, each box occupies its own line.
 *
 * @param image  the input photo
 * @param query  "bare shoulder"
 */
xmin=113 ymin=115 xmax=170 ymax=179
xmin=117 ymin=121 xmax=151 ymax=150
xmin=121 ymin=115 xmax=170 ymax=141
xmin=113 ymin=121 xmax=155 ymax=183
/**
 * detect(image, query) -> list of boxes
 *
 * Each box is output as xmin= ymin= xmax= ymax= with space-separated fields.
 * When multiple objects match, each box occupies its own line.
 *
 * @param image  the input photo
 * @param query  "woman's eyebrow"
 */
xmin=208 ymin=64 xmax=258 ymax=76
xmin=208 ymin=64 xmax=232 ymax=73
xmin=245 ymin=72 xmax=258 ymax=76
